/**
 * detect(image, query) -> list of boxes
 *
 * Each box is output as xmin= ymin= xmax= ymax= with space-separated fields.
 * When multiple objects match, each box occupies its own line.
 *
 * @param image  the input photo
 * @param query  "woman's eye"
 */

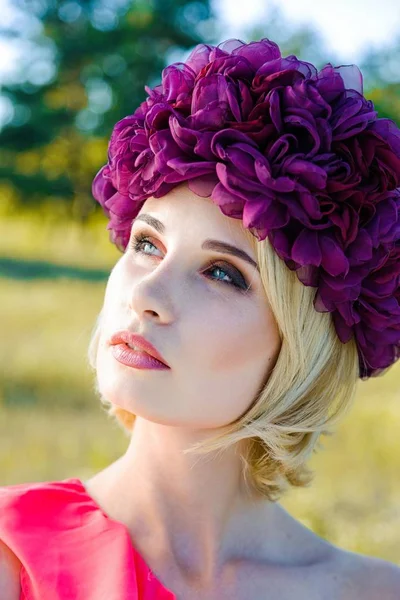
xmin=131 ymin=234 xmax=160 ymax=257
xmin=204 ymin=264 xmax=248 ymax=290
xmin=129 ymin=232 xmax=250 ymax=292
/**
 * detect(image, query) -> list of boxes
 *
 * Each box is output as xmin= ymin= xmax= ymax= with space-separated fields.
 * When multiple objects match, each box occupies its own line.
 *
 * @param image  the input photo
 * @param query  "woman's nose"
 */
xmin=128 ymin=269 xmax=175 ymax=324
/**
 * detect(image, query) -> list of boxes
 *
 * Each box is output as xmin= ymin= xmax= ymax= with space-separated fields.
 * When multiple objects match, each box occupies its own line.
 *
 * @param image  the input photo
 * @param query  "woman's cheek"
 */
xmin=196 ymin=307 xmax=260 ymax=371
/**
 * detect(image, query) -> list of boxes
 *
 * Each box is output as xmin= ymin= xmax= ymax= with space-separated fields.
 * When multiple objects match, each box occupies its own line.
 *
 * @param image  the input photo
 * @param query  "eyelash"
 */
xmin=129 ymin=232 xmax=250 ymax=292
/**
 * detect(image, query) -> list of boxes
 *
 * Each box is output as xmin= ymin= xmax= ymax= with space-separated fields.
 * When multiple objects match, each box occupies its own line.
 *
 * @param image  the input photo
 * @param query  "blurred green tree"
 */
xmin=0 ymin=0 xmax=216 ymax=220
xmin=1 ymin=0 xmax=399 ymax=222
xmin=359 ymin=46 xmax=400 ymax=124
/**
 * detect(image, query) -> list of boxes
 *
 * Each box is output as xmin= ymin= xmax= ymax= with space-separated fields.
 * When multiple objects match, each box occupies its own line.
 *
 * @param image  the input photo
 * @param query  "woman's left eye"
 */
xmin=129 ymin=233 xmax=250 ymax=292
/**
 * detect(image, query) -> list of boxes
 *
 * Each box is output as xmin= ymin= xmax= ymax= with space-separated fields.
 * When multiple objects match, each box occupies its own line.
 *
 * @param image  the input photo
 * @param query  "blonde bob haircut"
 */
xmin=87 ymin=232 xmax=361 ymax=502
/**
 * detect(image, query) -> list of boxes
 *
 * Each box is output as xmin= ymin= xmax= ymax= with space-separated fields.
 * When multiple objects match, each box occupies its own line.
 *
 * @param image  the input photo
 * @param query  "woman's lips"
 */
xmin=110 ymin=343 xmax=170 ymax=370
xmin=108 ymin=331 xmax=169 ymax=366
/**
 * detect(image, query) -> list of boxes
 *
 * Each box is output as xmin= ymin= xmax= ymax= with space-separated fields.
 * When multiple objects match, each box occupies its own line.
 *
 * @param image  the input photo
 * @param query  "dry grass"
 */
xmin=1 ymin=210 xmax=399 ymax=565
xmin=0 ymin=205 xmax=120 ymax=270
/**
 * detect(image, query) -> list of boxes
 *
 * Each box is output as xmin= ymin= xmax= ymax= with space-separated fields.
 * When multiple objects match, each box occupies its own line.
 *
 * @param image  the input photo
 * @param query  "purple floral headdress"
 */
xmin=92 ymin=38 xmax=400 ymax=380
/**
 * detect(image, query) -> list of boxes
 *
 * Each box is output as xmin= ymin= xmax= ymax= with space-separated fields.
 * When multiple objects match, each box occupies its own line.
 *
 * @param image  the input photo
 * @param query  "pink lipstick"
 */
xmin=108 ymin=331 xmax=170 ymax=370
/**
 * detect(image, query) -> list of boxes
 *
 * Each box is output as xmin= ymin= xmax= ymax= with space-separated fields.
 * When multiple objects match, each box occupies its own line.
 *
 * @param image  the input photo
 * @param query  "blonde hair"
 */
xmin=87 ymin=234 xmax=361 ymax=501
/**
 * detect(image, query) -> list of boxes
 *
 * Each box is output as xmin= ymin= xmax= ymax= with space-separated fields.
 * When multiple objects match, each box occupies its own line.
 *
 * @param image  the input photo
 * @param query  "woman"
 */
xmin=1 ymin=38 xmax=400 ymax=599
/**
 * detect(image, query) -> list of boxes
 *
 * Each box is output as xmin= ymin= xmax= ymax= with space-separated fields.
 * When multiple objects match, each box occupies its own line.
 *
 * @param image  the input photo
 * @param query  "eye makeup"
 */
xmin=129 ymin=231 xmax=252 ymax=293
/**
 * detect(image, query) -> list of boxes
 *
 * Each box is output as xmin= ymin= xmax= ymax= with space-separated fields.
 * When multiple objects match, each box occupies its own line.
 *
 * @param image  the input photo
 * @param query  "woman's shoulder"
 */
xmin=322 ymin=545 xmax=400 ymax=599
xmin=0 ymin=538 xmax=21 ymax=600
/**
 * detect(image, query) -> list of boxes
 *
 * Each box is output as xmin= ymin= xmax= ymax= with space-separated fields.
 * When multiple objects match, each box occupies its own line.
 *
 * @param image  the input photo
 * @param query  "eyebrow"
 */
xmin=134 ymin=213 xmax=259 ymax=272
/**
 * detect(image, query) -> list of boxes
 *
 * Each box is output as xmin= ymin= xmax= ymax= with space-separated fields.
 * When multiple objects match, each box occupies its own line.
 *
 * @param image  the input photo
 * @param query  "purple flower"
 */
xmin=92 ymin=37 xmax=400 ymax=379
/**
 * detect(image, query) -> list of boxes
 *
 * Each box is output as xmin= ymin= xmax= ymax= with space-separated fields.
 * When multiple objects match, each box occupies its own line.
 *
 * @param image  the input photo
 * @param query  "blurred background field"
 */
xmin=1 ymin=0 xmax=400 ymax=566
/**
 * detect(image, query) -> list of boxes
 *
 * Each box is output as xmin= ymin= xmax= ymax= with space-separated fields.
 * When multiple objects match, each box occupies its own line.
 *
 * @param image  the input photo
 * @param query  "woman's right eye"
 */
xmin=130 ymin=233 xmax=160 ymax=256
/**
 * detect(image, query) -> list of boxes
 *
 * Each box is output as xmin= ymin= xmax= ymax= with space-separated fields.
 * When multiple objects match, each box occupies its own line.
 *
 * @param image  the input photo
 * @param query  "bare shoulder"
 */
xmin=0 ymin=539 xmax=21 ymax=600
xmin=328 ymin=546 xmax=400 ymax=600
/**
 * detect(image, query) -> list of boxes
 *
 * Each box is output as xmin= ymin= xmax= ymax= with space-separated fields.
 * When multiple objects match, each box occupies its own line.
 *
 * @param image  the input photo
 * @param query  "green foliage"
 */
xmin=0 ymin=0 xmax=216 ymax=219
xmin=1 ymin=0 xmax=400 ymax=226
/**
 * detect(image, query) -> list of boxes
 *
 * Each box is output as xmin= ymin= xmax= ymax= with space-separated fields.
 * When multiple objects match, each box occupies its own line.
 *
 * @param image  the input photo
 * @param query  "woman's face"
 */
xmin=96 ymin=183 xmax=282 ymax=429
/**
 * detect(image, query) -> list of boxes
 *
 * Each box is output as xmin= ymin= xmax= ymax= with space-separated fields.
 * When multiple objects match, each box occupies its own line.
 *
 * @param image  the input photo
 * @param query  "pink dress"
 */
xmin=0 ymin=477 xmax=177 ymax=599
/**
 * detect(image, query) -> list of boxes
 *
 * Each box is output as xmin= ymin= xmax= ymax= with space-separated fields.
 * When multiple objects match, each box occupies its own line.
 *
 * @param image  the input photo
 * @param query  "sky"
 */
xmin=214 ymin=0 xmax=400 ymax=62
xmin=0 ymin=0 xmax=399 ymax=80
